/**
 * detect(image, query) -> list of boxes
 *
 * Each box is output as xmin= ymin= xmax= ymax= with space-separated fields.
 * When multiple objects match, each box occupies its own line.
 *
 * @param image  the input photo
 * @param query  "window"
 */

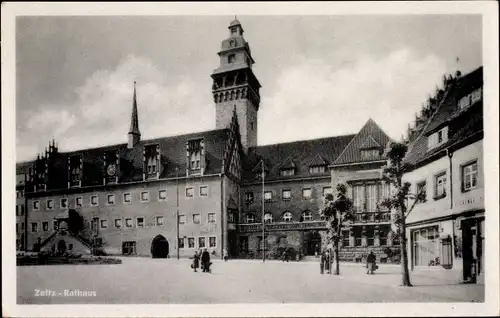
xmin=352 ymin=185 xmax=365 ymax=212
xmin=193 ymin=214 xmax=201 ymax=224
xmin=302 ymin=188 xmax=312 ymax=199
xmin=31 ymin=222 xmax=38 ymax=232
xmin=115 ymin=219 xmax=122 ymax=229
xmin=428 ymin=127 xmax=449 ymax=149
xmin=100 ymin=220 xmax=108 ymax=229
xmin=264 ymin=191 xmax=272 ymax=202
xmin=322 ymin=187 xmax=332 ymax=196
xmin=16 ymin=223 xmax=19 ymax=234
xmin=434 ymin=172 xmax=447 ymax=199
xmin=416 ymin=181 xmax=427 ymax=201
xmin=309 ymin=166 xmax=326 ymax=174
xmin=228 ymin=210 xmax=236 ymax=223
xmin=366 ymin=228 xmax=375 ymax=246
xmin=188 ymin=139 xmax=203 ymax=174
xmin=123 ymin=193 xmax=131 ymax=203
xmin=47 ymin=199 xmax=54 ymax=210
xmin=178 ymin=238 xmax=185 ymax=249
xmin=280 ymin=168 xmax=295 ymax=177
xmin=90 ymin=195 xmax=98 ymax=206
xmin=60 ymin=198 xmax=68 ymax=209
xmin=156 ymin=216 xmax=164 ymax=226
xmin=228 ymin=54 xmax=235 ymax=63
xmin=16 ymin=205 xmax=19 ymax=216
xmin=158 ymin=189 xmax=167 ymax=201
xmin=246 ymin=213 xmax=255 ymax=223
xmin=20 ymin=205 xmax=25 ymax=215
xmin=76 ymin=197 xmax=83 ymax=207
xmin=462 ymin=161 xmax=478 ymax=191
xmin=282 ymin=211 xmax=293 ymax=222
xmin=199 ymin=237 xmax=206 ymax=248
xmin=342 ymin=230 xmax=350 ymax=247
xmin=245 ymin=192 xmax=254 ymax=204
xmin=379 ymin=229 xmax=388 ymax=246
xmin=107 ymin=194 xmax=115 ymax=205
xmin=140 ymin=191 xmax=149 ymax=203
xmin=354 ymin=228 xmax=362 ymax=247
xmin=200 ymin=186 xmax=208 ymax=197
xmin=282 ymin=189 xmax=291 ymax=200
xmin=188 ymin=237 xmax=195 ymax=248
xmin=122 ymin=241 xmax=137 ymax=255
xmin=264 ymin=213 xmax=273 ymax=223
xmin=125 ymin=218 xmax=133 ymax=228
xmin=179 ymin=215 xmax=186 ymax=224
xmin=208 ymin=213 xmax=216 ymax=223
xmin=42 ymin=221 xmax=49 ymax=232
xmin=366 ymin=184 xmax=377 ymax=212
xmin=33 ymin=201 xmax=39 ymax=210
xmin=412 ymin=226 xmax=440 ymax=266
xmin=136 ymin=217 xmax=144 ymax=228
xmin=209 ymin=236 xmax=217 ymax=248
xmin=186 ymin=188 xmax=194 ymax=198
xmin=302 ymin=210 xmax=313 ymax=222
xmin=361 ymin=149 xmax=380 ymax=160
xmin=53 ymin=220 xmax=58 ymax=231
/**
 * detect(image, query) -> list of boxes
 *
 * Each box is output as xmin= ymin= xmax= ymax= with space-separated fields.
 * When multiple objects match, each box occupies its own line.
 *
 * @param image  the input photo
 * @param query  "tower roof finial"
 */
xmin=129 ymin=81 xmax=141 ymax=136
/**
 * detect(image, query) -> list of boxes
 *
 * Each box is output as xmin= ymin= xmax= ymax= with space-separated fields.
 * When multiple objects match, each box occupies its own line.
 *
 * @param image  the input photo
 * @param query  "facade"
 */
xmin=402 ymin=67 xmax=484 ymax=283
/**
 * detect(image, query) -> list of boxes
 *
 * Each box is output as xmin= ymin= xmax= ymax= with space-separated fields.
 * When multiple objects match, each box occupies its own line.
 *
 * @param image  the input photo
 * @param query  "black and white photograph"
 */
xmin=2 ymin=2 xmax=499 ymax=317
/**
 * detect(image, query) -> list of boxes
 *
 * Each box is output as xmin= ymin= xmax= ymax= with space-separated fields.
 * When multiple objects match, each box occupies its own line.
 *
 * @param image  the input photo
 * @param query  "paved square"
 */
xmin=17 ymin=258 xmax=484 ymax=304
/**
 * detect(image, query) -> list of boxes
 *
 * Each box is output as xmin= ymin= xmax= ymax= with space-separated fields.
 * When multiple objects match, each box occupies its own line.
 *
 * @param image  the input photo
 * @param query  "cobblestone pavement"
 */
xmin=17 ymin=257 xmax=484 ymax=304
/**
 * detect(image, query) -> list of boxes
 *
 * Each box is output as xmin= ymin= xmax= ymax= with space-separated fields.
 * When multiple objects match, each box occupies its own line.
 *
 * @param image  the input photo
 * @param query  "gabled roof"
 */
xmin=308 ymin=154 xmax=329 ymax=167
xmin=360 ymin=135 xmax=381 ymax=150
xmin=243 ymin=134 xmax=355 ymax=182
xmin=333 ymin=118 xmax=392 ymax=165
xmin=279 ymin=157 xmax=297 ymax=170
xmin=404 ymin=66 xmax=483 ymax=166
xmin=20 ymin=129 xmax=230 ymax=189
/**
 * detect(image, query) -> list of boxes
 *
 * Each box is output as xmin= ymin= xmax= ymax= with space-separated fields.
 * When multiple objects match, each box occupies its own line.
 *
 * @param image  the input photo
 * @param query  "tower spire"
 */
xmin=128 ymin=81 xmax=141 ymax=148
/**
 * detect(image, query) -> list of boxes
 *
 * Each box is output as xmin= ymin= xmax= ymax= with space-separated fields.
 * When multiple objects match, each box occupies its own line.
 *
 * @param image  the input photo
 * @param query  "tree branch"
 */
xmin=404 ymin=188 xmax=426 ymax=220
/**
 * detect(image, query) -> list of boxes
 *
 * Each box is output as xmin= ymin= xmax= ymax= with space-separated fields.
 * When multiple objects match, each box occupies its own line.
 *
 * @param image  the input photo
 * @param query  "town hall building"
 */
xmin=17 ymin=18 xmax=478 ymax=266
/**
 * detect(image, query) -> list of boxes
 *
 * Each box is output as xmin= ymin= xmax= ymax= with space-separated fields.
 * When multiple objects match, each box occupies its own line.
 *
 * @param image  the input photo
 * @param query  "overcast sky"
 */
xmin=15 ymin=15 xmax=482 ymax=161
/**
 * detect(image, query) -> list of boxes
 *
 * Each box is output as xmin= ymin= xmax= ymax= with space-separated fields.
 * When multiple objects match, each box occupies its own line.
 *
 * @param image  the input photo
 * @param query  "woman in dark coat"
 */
xmin=201 ymin=248 xmax=211 ymax=273
xmin=366 ymin=251 xmax=377 ymax=274
xmin=191 ymin=251 xmax=200 ymax=272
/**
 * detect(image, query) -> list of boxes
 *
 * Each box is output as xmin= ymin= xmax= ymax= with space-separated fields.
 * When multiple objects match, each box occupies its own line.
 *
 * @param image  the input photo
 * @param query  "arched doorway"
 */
xmin=151 ymin=235 xmax=169 ymax=258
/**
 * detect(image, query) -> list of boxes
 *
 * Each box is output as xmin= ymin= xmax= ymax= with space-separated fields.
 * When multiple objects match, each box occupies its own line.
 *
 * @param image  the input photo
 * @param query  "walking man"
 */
xmin=366 ymin=251 xmax=377 ymax=275
xmin=201 ymin=248 xmax=211 ymax=273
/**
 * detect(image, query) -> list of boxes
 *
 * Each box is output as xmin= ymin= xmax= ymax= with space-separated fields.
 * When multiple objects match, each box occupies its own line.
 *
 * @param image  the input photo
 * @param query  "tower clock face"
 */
xmin=107 ymin=164 xmax=116 ymax=176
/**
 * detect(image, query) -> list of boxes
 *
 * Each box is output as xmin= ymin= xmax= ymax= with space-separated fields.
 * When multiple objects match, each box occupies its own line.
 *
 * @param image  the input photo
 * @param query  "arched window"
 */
xmin=282 ymin=211 xmax=293 ymax=222
xmin=246 ymin=213 xmax=255 ymax=224
xmin=264 ymin=213 xmax=273 ymax=224
xmin=302 ymin=210 xmax=313 ymax=222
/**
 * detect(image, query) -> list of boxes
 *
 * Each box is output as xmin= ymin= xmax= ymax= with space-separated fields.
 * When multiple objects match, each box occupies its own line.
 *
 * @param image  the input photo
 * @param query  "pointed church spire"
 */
xmin=128 ymin=81 xmax=141 ymax=148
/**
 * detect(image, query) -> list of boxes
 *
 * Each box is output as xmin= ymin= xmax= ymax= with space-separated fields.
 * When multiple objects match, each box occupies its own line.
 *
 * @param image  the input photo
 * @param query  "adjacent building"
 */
xmin=403 ymin=67 xmax=484 ymax=283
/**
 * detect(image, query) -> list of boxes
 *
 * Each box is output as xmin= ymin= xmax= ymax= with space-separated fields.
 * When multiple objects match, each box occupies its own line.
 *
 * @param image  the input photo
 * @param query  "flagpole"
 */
xmin=262 ymin=159 xmax=265 ymax=263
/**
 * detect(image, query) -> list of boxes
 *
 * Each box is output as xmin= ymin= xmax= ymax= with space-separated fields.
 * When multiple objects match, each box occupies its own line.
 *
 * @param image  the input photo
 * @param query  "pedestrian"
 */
xmin=320 ymin=251 xmax=325 ymax=274
xmin=191 ymin=251 xmax=200 ymax=272
xmin=201 ymin=248 xmax=211 ymax=273
xmin=282 ymin=250 xmax=286 ymax=262
xmin=223 ymin=249 xmax=228 ymax=262
xmin=324 ymin=250 xmax=331 ymax=274
xmin=366 ymin=251 xmax=377 ymax=275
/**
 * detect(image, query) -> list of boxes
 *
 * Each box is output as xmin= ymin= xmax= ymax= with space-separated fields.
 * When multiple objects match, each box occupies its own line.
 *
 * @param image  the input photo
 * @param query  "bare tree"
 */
xmin=321 ymin=183 xmax=354 ymax=275
xmin=380 ymin=141 xmax=427 ymax=286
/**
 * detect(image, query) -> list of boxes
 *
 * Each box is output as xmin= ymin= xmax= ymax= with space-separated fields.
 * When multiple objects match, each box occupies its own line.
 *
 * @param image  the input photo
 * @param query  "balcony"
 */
xmin=238 ymin=221 xmax=327 ymax=233
xmin=352 ymin=212 xmax=391 ymax=224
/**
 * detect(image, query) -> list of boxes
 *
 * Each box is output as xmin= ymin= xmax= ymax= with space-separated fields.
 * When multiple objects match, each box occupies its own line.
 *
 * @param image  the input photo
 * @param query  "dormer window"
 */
xmin=144 ymin=144 xmax=160 ymax=180
xmin=187 ymin=139 xmax=204 ymax=176
xmin=428 ymin=127 xmax=449 ymax=149
xmin=458 ymin=87 xmax=482 ymax=111
xmin=69 ymin=155 xmax=82 ymax=188
xmin=360 ymin=149 xmax=380 ymax=161
xmin=280 ymin=168 xmax=295 ymax=177
xmin=309 ymin=165 xmax=326 ymax=175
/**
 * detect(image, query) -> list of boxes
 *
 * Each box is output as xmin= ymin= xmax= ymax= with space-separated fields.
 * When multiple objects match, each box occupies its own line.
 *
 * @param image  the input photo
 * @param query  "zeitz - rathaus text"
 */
xmin=15 ymin=18 xmax=484 ymax=284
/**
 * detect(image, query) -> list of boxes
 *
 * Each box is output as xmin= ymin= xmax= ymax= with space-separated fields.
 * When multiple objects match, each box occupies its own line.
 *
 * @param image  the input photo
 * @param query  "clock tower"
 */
xmin=212 ymin=18 xmax=261 ymax=152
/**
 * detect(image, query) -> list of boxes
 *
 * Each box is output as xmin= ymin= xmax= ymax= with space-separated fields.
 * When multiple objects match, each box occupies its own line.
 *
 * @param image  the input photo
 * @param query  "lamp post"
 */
xmin=176 ymin=167 xmax=180 ymax=260
xmin=261 ymin=159 xmax=265 ymax=263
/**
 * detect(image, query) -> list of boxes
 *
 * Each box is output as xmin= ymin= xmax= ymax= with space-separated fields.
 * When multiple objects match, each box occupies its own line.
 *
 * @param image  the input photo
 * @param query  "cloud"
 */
xmin=259 ymin=48 xmax=448 ymax=144
xmin=16 ymin=55 xmax=213 ymax=161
